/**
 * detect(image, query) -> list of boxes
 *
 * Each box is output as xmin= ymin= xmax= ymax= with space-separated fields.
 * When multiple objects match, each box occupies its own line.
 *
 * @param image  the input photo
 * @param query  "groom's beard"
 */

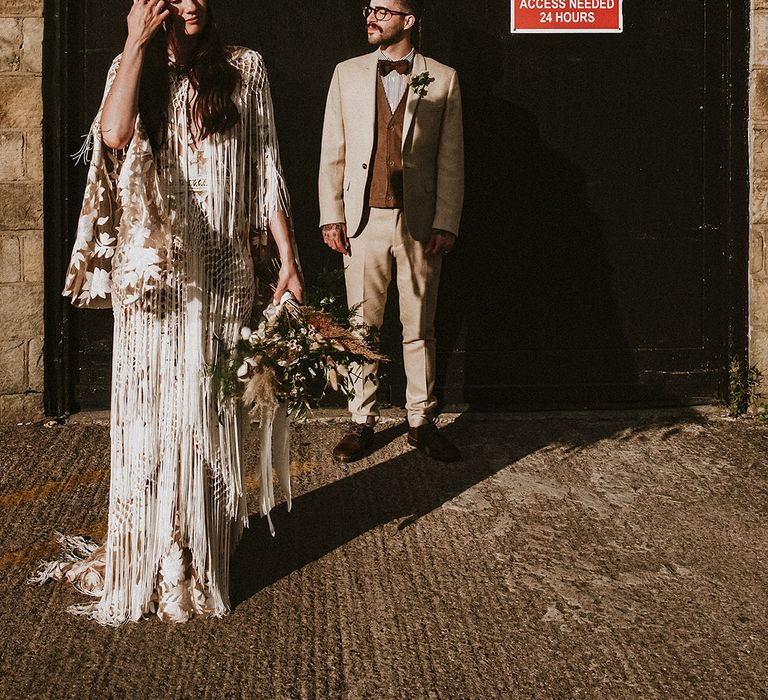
xmin=367 ymin=22 xmax=404 ymax=47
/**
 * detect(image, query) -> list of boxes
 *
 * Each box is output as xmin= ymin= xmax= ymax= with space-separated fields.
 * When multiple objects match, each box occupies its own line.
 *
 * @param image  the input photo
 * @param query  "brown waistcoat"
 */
xmin=368 ymin=77 xmax=407 ymax=209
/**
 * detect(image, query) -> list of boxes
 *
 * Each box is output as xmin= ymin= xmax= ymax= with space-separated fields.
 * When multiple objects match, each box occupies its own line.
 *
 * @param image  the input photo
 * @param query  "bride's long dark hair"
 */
xmin=138 ymin=1 xmax=241 ymax=151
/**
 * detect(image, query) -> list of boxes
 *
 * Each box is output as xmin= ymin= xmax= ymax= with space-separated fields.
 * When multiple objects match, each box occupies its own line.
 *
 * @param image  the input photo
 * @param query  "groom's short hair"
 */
xmin=399 ymin=0 xmax=424 ymax=19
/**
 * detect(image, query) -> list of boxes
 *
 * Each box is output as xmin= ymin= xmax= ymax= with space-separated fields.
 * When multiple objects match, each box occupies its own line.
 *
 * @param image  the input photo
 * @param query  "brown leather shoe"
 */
xmin=407 ymin=422 xmax=461 ymax=462
xmin=333 ymin=422 xmax=375 ymax=463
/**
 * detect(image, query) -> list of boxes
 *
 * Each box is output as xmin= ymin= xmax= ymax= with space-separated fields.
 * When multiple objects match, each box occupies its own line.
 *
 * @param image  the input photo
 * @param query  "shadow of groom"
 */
xmin=229 ymin=408 xmax=705 ymax=607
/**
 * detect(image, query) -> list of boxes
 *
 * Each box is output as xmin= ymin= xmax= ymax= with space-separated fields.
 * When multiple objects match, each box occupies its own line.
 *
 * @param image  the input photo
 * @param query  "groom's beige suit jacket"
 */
xmin=319 ymin=51 xmax=464 ymax=242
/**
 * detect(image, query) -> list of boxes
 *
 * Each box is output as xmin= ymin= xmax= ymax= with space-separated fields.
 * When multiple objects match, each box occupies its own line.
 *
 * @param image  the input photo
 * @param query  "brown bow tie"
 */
xmin=378 ymin=59 xmax=410 ymax=76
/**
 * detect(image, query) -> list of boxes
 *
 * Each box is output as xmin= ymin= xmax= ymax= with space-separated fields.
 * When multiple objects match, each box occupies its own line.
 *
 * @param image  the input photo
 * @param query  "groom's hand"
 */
xmin=425 ymin=229 xmax=456 ymax=256
xmin=322 ymin=222 xmax=350 ymax=256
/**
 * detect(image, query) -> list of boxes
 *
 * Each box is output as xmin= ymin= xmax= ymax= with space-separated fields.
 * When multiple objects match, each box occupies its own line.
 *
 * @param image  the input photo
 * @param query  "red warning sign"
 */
xmin=512 ymin=0 xmax=623 ymax=33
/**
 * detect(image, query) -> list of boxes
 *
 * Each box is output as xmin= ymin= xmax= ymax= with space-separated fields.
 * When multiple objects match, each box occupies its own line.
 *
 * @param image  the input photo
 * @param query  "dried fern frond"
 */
xmin=305 ymin=310 xmax=387 ymax=362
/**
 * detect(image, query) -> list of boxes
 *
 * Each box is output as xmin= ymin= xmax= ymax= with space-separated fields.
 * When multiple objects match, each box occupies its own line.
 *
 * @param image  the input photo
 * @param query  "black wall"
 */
xmin=44 ymin=1 xmax=749 ymax=413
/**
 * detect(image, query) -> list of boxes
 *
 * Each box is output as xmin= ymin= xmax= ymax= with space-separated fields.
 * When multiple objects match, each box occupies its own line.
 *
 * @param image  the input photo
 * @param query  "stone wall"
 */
xmin=0 ymin=0 xmax=43 ymax=423
xmin=752 ymin=3 xmax=768 ymax=403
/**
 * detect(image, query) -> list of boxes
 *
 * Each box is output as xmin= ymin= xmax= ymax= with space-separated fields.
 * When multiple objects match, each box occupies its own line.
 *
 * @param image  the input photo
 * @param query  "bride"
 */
xmin=31 ymin=0 xmax=303 ymax=624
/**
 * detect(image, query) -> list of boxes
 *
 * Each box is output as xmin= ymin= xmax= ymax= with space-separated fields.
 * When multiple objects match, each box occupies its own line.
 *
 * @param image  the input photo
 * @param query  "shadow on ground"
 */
xmin=232 ymin=411 xmax=698 ymax=603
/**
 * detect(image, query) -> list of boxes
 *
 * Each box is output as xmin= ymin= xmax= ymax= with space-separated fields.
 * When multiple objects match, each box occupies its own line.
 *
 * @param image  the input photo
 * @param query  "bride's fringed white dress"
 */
xmin=29 ymin=47 xmax=293 ymax=625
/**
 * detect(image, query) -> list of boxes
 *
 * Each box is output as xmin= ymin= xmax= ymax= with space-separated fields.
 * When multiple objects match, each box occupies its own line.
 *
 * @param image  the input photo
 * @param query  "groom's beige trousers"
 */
xmin=345 ymin=207 xmax=442 ymax=427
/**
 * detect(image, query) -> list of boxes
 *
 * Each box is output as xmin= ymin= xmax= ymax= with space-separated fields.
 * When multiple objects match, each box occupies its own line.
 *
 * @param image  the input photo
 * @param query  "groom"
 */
xmin=319 ymin=0 xmax=464 ymax=462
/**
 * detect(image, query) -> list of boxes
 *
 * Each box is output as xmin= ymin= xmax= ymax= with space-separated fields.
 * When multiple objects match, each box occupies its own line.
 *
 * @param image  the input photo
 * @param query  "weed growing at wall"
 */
xmin=727 ymin=358 xmax=762 ymax=417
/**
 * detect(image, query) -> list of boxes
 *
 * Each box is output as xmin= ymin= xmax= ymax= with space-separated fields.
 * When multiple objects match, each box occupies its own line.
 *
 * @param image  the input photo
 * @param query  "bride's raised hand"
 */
xmin=127 ymin=0 xmax=170 ymax=49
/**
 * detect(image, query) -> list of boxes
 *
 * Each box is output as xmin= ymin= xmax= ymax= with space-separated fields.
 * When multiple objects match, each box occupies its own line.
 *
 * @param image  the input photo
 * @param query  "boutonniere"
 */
xmin=407 ymin=71 xmax=435 ymax=97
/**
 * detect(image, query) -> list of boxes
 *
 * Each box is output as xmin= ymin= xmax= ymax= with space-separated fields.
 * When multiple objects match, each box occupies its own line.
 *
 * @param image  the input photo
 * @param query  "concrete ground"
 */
xmin=0 ymin=407 xmax=766 ymax=699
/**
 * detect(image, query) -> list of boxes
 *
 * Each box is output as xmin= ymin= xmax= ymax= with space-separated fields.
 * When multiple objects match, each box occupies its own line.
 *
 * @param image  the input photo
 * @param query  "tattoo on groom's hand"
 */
xmin=322 ymin=222 xmax=350 ymax=255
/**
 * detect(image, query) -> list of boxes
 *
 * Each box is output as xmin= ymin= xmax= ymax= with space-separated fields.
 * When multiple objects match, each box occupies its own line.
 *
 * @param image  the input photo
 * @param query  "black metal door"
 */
xmin=44 ymin=1 xmax=748 ymax=412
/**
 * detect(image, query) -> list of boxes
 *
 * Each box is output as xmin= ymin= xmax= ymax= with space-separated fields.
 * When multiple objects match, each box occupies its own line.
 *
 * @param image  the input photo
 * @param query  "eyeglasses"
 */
xmin=362 ymin=5 xmax=413 ymax=22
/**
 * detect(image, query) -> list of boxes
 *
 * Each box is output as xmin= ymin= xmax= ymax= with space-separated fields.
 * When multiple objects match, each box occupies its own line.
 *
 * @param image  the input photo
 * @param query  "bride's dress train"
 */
xmin=30 ymin=534 xmax=214 ymax=623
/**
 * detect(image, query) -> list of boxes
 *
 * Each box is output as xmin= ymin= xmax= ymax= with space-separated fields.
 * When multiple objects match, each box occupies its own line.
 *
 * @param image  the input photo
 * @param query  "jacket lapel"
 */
xmin=402 ymin=52 xmax=426 ymax=147
xmin=361 ymin=52 xmax=379 ymax=134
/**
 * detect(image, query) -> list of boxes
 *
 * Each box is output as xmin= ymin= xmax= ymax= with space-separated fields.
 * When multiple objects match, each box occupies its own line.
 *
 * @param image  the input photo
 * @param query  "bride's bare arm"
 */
xmin=101 ymin=0 xmax=169 ymax=149
xmin=270 ymin=208 xmax=304 ymax=304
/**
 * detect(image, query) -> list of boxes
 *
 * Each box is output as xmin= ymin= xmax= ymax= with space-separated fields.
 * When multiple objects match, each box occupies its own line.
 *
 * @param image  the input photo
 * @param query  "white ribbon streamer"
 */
xmin=257 ymin=401 xmax=291 ymax=537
